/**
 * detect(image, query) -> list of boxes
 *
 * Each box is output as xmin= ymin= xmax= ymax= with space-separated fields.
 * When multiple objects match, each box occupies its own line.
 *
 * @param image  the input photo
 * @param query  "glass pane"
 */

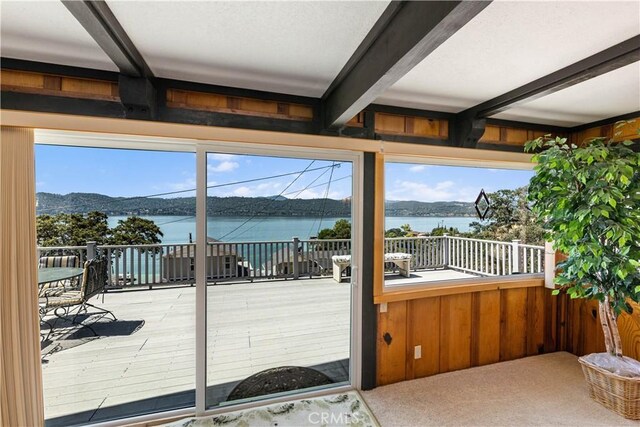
xmin=384 ymin=162 xmax=543 ymax=287
xmin=36 ymin=145 xmax=196 ymax=426
xmin=204 ymin=153 xmax=353 ymax=408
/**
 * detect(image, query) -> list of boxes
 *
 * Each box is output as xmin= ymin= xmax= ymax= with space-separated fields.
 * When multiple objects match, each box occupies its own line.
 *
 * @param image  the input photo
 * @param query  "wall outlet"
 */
xmin=414 ymin=345 xmax=422 ymax=359
xmin=380 ymin=302 xmax=387 ymax=313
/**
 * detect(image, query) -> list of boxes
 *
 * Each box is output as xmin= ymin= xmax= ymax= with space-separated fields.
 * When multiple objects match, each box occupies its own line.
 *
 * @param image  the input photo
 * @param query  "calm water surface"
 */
xmin=107 ymin=216 xmax=475 ymax=244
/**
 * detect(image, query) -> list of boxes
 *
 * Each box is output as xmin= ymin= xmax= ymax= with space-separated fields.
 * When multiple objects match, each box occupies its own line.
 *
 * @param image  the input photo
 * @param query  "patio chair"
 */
xmin=40 ymin=256 xmax=116 ymax=339
xmin=38 ymin=255 xmax=80 ymax=296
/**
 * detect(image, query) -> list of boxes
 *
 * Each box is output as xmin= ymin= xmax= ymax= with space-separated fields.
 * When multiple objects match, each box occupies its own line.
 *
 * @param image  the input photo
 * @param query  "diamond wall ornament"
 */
xmin=475 ymin=189 xmax=491 ymax=220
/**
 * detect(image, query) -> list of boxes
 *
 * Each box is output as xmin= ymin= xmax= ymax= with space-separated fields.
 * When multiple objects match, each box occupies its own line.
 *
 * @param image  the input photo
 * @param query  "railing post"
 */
xmin=86 ymin=241 xmax=97 ymax=261
xmin=442 ymin=234 xmax=449 ymax=267
xmin=511 ymin=239 xmax=520 ymax=274
xmin=292 ymin=237 xmax=300 ymax=280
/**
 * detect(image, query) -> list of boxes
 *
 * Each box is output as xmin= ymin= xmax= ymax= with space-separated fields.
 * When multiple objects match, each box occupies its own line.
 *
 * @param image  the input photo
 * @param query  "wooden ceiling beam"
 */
xmin=62 ymin=0 xmax=157 ymax=119
xmin=321 ymin=0 xmax=491 ymax=130
xmin=474 ymin=35 xmax=640 ymax=119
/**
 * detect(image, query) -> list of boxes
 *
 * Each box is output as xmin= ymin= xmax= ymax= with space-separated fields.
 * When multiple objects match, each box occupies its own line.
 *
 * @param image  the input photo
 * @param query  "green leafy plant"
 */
xmin=525 ymin=123 xmax=640 ymax=358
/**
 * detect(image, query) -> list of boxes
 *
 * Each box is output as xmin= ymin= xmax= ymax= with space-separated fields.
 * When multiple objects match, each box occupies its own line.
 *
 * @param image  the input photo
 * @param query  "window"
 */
xmin=384 ymin=160 xmax=543 ymax=288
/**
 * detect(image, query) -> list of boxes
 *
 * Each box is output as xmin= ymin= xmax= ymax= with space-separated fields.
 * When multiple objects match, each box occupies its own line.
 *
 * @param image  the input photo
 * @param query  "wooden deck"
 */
xmin=41 ymin=269 xmax=475 ymax=426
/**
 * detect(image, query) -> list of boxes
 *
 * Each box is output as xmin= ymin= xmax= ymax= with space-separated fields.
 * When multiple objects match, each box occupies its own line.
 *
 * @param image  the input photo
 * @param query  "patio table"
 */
xmin=38 ymin=267 xmax=84 ymax=286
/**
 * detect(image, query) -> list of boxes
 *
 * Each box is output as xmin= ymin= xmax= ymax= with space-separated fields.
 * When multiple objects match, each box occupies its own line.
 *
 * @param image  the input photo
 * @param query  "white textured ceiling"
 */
xmin=0 ymin=0 xmax=117 ymax=71
xmin=376 ymin=1 xmax=640 ymax=113
xmin=493 ymin=62 xmax=640 ymax=127
xmin=106 ymin=0 xmax=389 ymax=97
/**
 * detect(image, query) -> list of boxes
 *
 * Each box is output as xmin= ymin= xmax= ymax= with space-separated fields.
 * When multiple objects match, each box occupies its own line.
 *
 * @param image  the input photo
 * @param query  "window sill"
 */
xmin=374 ymin=274 xmax=545 ymax=304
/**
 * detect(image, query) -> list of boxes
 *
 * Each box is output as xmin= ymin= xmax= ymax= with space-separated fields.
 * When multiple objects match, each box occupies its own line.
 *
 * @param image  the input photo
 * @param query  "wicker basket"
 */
xmin=579 ymin=356 xmax=640 ymax=420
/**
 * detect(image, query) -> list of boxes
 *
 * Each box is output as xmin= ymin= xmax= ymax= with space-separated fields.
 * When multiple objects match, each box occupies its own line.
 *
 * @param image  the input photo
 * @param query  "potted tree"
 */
xmin=525 ymin=123 xmax=640 ymax=419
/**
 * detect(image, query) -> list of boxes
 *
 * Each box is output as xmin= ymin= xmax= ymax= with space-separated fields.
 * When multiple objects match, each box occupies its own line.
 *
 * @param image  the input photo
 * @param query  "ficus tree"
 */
xmin=525 ymin=128 xmax=640 ymax=358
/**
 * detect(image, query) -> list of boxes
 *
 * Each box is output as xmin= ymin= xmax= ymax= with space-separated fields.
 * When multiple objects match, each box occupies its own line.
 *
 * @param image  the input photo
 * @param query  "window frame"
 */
xmin=376 ymin=153 xmax=545 ymax=304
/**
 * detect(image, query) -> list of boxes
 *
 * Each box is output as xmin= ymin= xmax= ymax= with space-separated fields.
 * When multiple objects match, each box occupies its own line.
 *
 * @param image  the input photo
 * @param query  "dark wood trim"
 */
xmin=158 ymin=78 xmax=319 ymax=108
xmin=322 ymin=1 xmax=491 ymax=129
xmin=466 ymin=35 xmax=640 ymax=119
xmin=361 ymin=152 xmax=377 ymax=390
xmin=376 ymin=134 xmax=450 ymax=146
xmin=0 ymin=91 xmax=124 ymax=117
xmin=569 ymin=110 xmax=640 ymax=132
xmin=366 ymin=103 xmax=455 ymax=120
xmin=157 ymin=105 xmax=317 ymax=134
xmin=0 ymin=57 xmax=119 ymax=81
xmin=62 ymin=0 xmax=153 ymax=78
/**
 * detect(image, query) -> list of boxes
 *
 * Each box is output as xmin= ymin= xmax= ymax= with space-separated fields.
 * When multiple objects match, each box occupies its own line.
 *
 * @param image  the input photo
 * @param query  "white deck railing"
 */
xmin=38 ymin=235 xmax=544 ymax=289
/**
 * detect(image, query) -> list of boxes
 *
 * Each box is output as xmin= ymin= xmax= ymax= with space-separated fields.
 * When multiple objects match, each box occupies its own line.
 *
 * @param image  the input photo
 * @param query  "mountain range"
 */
xmin=36 ymin=192 xmax=476 ymax=217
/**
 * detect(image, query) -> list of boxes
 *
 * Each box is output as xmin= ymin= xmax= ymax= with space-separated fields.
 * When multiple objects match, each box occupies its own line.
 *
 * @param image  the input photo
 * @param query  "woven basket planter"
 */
xmin=579 ymin=356 xmax=640 ymax=420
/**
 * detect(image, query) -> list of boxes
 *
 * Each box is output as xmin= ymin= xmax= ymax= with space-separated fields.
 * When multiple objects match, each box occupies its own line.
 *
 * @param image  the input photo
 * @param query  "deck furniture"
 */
xmin=38 ymin=255 xmax=81 ymax=295
xmin=39 ymin=256 xmax=116 ymax=340
xmin=331 ymin=253 xmax=412 ymax=282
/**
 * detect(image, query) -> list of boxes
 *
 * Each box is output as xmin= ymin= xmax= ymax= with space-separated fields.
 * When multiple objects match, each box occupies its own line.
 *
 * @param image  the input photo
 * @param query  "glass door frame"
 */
xmin=195 ymin=141 xmax=364 ymax=415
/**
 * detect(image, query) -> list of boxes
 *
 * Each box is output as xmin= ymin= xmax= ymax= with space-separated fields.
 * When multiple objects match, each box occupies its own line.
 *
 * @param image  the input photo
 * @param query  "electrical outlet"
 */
xmin=380 ymin=302 xmax=387 ymax=313
xmin=414 ymin=345 xmax=422 ymax=359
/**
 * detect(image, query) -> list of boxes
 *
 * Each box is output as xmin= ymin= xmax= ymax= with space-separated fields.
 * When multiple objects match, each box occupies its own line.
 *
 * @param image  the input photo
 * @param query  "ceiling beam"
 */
xmin=465 ymin=35 xmax=640 ymax=120
xmin=62 ymin=0 xmax=157 ymax=118
xmin=321 ymin=0 xmax=491 ymax=129
xmin=61 ymin=0 xmax=151 ymax=78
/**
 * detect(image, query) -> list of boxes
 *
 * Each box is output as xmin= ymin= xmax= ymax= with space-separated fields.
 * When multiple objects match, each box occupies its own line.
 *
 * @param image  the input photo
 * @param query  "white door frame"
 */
xmin=195 ymin=141 xmax=363 ymax=415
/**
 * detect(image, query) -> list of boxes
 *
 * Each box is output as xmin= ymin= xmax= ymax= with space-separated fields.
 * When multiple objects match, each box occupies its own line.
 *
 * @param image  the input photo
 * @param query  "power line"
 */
xmin=37 ymin=163 xmax=343 ymax=214
xmin=215 ymin=160 xmax=318 ymax=241
xmin=229 ymin=167 xmax=342 ymax=239
xmin=154 ymin=174 xmax=352 ymax=227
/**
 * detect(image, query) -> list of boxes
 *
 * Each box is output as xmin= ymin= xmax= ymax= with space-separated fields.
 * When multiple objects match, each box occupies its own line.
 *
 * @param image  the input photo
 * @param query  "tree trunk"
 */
xmin=599 ymin=299 xmax=614 ymax=354
xmin=601 ymin=296 xmax=623 ymax=357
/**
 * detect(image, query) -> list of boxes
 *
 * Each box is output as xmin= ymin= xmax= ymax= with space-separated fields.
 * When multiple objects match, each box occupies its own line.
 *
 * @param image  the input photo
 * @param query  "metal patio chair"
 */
xmin=40 ymin=256 xmax=117 ymax=339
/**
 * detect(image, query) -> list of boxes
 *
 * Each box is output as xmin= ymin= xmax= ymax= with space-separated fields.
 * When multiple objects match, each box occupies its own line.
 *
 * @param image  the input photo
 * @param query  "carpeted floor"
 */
xmin=362 ymin=352 xmax=636 ymax=426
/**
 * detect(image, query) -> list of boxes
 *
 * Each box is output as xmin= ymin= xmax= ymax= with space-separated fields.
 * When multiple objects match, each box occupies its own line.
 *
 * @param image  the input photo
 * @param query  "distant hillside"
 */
xmin=36 ymin=192 xmax=475 ymax=217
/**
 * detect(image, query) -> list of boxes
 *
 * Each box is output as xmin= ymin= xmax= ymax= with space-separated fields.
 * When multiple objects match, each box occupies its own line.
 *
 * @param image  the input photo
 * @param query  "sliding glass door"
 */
xmin=197 ymin=145 xmax=361 ymax=410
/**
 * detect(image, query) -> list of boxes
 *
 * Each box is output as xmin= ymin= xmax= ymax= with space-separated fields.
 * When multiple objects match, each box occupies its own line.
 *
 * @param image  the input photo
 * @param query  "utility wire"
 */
xmin=215 ymin=160 xmax=317 ymax=241
xmin=154 ymin=174 xmax=352 ymax=227
xmin=229 ymin=166 xmax=340 ymax=239
xmin=310 ymin=161 xmax=338 ymax=237
xmin=36 ymin=163 xmax=342 ymax=214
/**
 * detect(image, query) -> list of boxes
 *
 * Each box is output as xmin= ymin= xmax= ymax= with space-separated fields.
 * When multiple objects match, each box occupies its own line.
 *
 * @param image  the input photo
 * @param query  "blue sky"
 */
xmin=35 ymin=145 xmax=533 ymax=203
xmin=385 ymin=163 xmax=533 ymax=202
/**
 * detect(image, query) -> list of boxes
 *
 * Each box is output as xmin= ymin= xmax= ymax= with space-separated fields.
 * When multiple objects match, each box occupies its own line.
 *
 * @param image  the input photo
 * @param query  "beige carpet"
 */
xmin=362 ymin=352 xmax=636 ymax=426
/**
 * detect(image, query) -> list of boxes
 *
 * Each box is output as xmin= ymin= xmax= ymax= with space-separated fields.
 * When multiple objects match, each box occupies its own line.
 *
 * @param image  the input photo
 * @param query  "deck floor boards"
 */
xmin=42 ymin=269 xmax=475 ymax=425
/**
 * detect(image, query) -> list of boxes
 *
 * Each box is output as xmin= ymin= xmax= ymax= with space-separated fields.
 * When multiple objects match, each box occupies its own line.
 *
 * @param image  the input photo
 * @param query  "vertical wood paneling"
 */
xmin=473 ymin=290 xmax=501 ymax=366
xmin=500 ymin=288 xmax=528 ymax=360
xmin=375 ymin=284 xmax=555 ymax=386
xmin=377 ymin=301 xmax=407 ymax=385
xmin=526 ymin=286 xmax=545 ymax=356
xmin=406 ymin=297 xmax=440 ymax=379
xmin=439 ymin=293 xmax=472 ymax=372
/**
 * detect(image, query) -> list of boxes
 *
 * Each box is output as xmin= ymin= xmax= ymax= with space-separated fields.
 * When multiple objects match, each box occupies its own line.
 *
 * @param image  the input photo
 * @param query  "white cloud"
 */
xmin=208 ymin=153 xmax=236 ymax=161
xmin=409 ymin=165 xmax=428 ymax=173
xmin=387 ymin=180 xmax=476 ymax=202
xmin=208 ymin=161 xmax=239 ymax=173
xmin=233 ymin=186 xmax=252 ymax=197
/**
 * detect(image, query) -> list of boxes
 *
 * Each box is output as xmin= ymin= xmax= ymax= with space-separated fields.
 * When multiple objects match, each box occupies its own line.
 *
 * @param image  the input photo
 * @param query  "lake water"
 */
xmin=107 ymin=216 xmax=475 ymax=244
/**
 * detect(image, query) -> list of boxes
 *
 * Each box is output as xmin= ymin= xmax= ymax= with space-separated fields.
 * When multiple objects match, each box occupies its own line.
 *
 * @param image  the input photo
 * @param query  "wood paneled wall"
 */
xmin=480 ymin=125 xmax=568 ymax=147
xmin=564 ymin=299 xmax=640 ymax=360
xmin=165 ymin=89 xmax=314 ymax=121
xmin=376 ymin=283 xmax=557 ymax=386
xmin=572 ymin=118 xmax=640 ymax=145
xmin=347 ymin=112 xmax=449 ymax=140
xmin=1 ymin=69 xmax=118 ymax=101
